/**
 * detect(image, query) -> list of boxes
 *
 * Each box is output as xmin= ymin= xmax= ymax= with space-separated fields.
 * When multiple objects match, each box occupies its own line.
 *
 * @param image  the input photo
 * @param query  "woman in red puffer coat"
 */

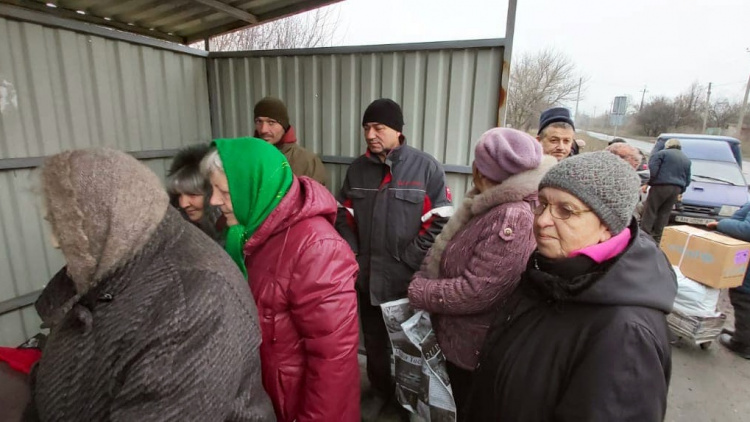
xmin=203 ymin=137 xmax=360 ymax=422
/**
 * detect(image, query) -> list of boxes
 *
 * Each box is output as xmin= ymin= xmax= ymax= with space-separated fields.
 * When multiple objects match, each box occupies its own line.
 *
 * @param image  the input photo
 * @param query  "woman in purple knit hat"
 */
xmin=408 ymin=127 xmax=556 ymax=417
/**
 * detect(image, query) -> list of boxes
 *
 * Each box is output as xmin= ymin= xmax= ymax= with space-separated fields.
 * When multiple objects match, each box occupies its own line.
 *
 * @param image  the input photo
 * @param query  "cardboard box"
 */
xmin=660 ymin=225 xmax=750 ymax=289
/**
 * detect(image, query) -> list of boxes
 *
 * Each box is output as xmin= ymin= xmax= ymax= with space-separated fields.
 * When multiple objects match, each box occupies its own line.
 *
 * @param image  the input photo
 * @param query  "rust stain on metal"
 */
xmin=498 ymin=86 xmax=507 ymax=109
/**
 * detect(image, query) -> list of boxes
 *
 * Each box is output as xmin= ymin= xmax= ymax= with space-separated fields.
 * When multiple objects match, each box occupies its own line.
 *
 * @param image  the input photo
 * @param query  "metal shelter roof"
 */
xmin=0 ymin=0 xmax=341 ymax=44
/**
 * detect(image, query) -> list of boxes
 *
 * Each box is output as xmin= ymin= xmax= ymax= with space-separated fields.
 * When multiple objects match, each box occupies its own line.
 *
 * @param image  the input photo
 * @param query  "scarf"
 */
xmin=524 ymin=251 xmax=609 ymax=302
xmin=214 ymin=137 xmax=293 ymax=277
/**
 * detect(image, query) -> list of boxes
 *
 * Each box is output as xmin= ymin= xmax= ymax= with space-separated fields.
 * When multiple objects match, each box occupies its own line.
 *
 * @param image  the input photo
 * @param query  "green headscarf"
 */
xmin=214 ymin=137 xmax=293 ymax=277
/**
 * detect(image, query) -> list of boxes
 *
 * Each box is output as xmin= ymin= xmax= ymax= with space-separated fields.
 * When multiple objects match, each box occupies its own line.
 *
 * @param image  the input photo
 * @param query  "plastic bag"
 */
xmin=672 ymin=266 xmax=721 ymax=318
xmin=380 ymin=298 xmax=456 ymax=421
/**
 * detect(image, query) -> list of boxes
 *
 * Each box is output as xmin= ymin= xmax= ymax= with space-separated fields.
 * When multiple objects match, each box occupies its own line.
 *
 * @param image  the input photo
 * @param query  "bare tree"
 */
xmin=635 ymin=96 xmax=677 ymax=136
xmin=709 ymin=99 xmax=742 ymax=129
xmin=673 ymin=81 xmax=705 ymax=129
xmin=207 ymin=8 xmax=339 ymax=51
xmin=507 ymin=49 xmax=584 ymax=131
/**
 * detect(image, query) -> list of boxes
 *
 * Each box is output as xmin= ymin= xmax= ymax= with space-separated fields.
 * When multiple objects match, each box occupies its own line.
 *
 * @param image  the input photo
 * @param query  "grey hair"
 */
xmin=167 ymin=165 xmax=207 ymax=196
xmin=606 ymin=143 xmax=642 ymax=170
xmin=539 ymin=121 xmax=575 ymax=139
xmin=200 ymin=148 xmax=224 ymax=177
xmin=665 ymin=138 xmax=682 ymax=150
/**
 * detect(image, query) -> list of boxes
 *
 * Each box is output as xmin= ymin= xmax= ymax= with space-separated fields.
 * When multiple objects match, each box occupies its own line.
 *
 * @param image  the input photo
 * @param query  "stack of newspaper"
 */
xmin=380 ymin=298 xmax=456 ymax=422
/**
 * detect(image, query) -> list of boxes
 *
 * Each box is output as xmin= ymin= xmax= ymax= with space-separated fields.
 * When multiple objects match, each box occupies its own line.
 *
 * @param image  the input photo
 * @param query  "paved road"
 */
xmin=586 ymin=130 xmax=750 ymax=180
xmin=586 ymin=130 xmax=656 ymax=154
xmin=666 ymin=292 xmax=750 ymax=422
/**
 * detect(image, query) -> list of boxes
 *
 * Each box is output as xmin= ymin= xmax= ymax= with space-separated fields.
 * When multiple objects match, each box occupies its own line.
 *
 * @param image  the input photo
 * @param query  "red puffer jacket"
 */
xmin=244 ymin=176 xmax=360 ymax=422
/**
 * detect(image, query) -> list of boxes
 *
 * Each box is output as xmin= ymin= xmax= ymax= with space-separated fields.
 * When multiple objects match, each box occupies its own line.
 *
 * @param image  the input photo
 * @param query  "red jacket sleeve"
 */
xmin=288 ymin=237 xmax=361 ymax=422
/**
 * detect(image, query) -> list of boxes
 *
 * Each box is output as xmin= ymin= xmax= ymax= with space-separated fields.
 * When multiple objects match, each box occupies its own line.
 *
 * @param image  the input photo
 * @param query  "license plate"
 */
xmin=674 ymin=216 xmax=715 ymax=225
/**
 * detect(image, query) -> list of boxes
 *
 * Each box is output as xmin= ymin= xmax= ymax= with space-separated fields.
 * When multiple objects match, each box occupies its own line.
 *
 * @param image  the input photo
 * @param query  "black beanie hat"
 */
xmin=254 ymin=97 xmax=290 ymax=130
xmin=537 ymin=107 xmax=575 ymax=135
xmin=362 ymin=99 xmax=404 ymax=132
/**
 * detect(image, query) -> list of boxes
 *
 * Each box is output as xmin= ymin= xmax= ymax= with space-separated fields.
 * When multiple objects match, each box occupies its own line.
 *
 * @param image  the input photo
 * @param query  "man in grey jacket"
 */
xmin=335 ymin=99 xmax=452 ymax=416
xmin=641 ymin=138 xmax=692 ymax=243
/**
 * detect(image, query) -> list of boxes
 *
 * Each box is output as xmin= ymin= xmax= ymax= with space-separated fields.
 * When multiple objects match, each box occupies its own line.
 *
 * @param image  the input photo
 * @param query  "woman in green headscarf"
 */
xmin=202 ymin=137 xmax=361 ymax=422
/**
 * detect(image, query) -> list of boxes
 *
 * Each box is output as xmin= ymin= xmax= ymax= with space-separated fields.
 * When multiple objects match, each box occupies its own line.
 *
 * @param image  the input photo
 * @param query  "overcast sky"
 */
xmin=321 ymin=0 xmax=750 ymax=117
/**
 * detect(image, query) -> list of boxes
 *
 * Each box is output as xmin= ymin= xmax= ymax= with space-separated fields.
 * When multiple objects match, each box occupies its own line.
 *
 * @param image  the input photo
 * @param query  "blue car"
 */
xmin=648 ymin=135 xmax=748 ymax=226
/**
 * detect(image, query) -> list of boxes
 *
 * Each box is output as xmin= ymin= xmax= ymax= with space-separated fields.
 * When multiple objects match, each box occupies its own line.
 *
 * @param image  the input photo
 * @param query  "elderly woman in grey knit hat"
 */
xmin=28 ymin=148 xmax=274 ymax=421
xmin=465 ymin=151 xmax=678 ymax=422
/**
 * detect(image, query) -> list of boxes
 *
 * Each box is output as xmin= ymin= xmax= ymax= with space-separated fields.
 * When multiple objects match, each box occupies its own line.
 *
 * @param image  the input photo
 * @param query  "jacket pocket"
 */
xmin=390 ymin=190 xmax=426 ymax=259
xmin=346 ymin=189 xmax=368 ymax=225
xmin=393 ymin=189 xmax=425 ymax=203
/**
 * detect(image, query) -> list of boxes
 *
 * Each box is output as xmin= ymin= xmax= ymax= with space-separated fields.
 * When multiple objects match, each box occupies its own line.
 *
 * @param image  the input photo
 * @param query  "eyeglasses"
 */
xmin=533 ymin=202 xmax=592 ymax=220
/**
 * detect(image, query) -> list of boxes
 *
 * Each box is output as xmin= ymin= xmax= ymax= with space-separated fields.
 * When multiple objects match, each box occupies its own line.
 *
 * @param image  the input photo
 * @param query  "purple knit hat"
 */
xmin=474 ymin=128 xmax=543 ymax=183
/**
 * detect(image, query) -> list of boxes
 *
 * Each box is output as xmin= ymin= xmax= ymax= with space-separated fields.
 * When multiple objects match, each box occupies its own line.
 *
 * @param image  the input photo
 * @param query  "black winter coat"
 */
xmin=335 ymin=142 xmax=452 ymax=305
xmin=648 ymin=148 xmax=692 ymax=193
xmin=466 ymin=221 xmax=677 ymax=422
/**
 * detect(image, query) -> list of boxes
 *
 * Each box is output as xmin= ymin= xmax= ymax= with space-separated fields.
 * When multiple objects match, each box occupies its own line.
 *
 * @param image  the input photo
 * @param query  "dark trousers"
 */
xmin=446 ymin=361 xmax=473 ymax=421
xmin=358 ymin=288 xmax=394 ymax=398
xmin=641 ymin=185 xmax=681 ymax=243
xmin=730 ymin=288 xmax=750 ymax=345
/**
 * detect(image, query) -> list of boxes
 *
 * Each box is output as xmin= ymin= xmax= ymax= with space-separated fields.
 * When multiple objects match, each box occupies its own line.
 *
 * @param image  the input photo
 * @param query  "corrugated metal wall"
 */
xmin=0 ymin=15 xmax=211 ymax=345
xmin=207 ymin=41 xmax=504 ymax=203
xmin=0 ymin=20 xmax=504 ymax=346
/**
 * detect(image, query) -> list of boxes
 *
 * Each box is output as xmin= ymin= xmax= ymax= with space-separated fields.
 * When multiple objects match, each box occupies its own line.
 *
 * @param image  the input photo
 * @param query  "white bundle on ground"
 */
xmin=672 ymin=266 xmax=721 ymax=318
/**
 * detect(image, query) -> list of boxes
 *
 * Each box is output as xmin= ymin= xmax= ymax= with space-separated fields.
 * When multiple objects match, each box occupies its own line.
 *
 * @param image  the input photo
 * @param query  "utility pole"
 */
xmin=702 ymin=82 xmax=712 ymax=133
xmin=738 ymin=73 xmax=750 ymax=137
xmin=639 ymin=86 xmax=648 ymax=110
xmin=574 ymin=77 xmax=582 ymax=122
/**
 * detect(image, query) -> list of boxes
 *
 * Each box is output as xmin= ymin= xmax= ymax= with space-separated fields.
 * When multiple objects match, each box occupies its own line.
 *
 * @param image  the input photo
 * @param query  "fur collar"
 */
xmin=423 ymin=156 xmax=556 ymax=278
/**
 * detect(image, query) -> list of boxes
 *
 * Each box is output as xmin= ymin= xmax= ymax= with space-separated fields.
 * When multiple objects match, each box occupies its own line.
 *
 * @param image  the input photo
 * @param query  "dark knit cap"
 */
xmin=362 ymin=99 xmax=404 ymax=132
xmin=539 ymin=151 xmax=640 ymax=235
xmin=538 ymin=107 xmax=575 ymax=135
xmin=254 ymin=97 xmax=290 ymax=130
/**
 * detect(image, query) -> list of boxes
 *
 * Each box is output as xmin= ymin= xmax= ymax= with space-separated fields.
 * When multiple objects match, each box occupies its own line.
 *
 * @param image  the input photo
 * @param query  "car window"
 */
xmin=691 ymin=160 xmax=747 ymax=186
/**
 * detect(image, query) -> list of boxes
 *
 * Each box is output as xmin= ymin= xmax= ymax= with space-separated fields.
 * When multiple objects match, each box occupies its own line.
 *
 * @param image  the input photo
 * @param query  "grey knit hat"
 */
xmin=538 ymin=151 xmax=640 ymax=234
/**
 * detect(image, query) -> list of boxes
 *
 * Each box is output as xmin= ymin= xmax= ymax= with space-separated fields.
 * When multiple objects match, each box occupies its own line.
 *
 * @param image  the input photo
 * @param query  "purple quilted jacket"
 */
xmin=408 ymin=156 xmax=555 ymax=370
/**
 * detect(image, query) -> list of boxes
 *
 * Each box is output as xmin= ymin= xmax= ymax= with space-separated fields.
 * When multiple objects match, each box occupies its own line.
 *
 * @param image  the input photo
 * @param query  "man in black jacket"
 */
xmin=641 ymin=138 xmax=692 ymax=242
xmin=335 ymin=99 xmax=452 ymax=414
